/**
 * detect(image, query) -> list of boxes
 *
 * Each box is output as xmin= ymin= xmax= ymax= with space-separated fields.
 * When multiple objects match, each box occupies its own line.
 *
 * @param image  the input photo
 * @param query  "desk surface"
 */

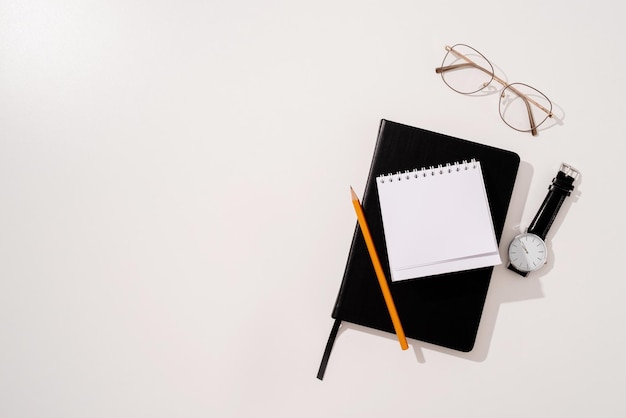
xmin=1 ymin=1 xmax=625 ymax=417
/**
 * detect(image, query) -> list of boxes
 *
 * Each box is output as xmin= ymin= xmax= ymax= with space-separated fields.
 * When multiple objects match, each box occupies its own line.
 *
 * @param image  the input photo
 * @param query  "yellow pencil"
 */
xmin=350 ymin=186 xmax=409 ymax=350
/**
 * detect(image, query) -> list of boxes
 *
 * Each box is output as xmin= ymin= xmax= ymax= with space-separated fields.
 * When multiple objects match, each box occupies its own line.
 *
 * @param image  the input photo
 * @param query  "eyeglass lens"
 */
xmin=439 ymin=44 xmax=494 ymax=95
xmin=499 ymin=83 xmax=552 ymax=132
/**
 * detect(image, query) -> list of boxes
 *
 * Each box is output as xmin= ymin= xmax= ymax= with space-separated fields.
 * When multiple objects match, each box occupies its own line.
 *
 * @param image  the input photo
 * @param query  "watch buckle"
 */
xmin=559 ymin=162 xmax=580 ymax=180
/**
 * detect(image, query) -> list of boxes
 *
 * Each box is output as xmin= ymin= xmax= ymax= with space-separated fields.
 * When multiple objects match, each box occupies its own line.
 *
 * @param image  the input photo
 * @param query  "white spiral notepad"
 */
xmin=376 ymin=159 xmax=501 ymax=281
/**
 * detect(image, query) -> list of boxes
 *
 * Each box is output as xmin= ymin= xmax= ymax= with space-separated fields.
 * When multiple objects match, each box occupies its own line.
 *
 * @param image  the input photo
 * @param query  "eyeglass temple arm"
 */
xmin=505 ymin=83 xmax=538 ymax=135
xmin=436 ymin=62 xmax=493 ymax=77
xmin=436 ymin=46 xmax=554 ymax=123
xmin=435 ymin=45 xmax=495 ymax=78
xmin=521 ymin=94 xmax=538 ymax=136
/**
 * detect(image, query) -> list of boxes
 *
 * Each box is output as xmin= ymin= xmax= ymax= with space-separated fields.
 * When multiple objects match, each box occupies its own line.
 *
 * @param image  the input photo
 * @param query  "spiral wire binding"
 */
xmin=377 ymin=159 xmax=478 ymax=183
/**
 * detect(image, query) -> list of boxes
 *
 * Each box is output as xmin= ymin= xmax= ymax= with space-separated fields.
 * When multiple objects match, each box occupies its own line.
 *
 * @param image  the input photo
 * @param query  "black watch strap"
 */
xmin=507 ymin=263 xmax=529 ymax=277
xmin=527 ymin=163 xmax=579 ymax=240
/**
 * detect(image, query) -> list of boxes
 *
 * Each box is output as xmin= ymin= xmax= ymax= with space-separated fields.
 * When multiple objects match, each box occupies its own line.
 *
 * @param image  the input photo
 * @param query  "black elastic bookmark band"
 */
xmin=317 ymin=318 xmax=342 ymax=380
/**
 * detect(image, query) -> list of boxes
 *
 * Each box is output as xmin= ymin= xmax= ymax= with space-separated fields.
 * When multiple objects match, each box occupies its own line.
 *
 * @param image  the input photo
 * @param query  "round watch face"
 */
xmin=508 ymin=233 xmax=547 ymax=272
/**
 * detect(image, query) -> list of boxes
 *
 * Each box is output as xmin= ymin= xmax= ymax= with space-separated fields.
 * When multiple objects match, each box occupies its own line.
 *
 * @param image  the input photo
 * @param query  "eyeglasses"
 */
xmin=435 ymin=44 xmax=553 ymax=136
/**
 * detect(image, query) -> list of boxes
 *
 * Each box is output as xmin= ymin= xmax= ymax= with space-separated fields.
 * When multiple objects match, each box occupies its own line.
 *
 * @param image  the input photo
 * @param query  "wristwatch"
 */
xmin=507 ymin=163 xmax=579 ymax=277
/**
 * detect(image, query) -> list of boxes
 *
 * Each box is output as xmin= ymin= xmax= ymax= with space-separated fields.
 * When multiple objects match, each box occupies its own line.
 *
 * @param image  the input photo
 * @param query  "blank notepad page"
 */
xmin=376 ymin=160 xmax=501 ymax=281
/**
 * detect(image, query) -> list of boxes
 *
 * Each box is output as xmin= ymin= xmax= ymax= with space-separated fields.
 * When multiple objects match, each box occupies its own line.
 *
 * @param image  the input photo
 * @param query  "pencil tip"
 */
xmin=350 ymin=186 xmax=358 ymax=200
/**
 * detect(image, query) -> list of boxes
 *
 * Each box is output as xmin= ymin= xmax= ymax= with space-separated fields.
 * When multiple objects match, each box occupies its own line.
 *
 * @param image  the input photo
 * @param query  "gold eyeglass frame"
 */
xmin=435 ymin=44 xmax=553 ymax=136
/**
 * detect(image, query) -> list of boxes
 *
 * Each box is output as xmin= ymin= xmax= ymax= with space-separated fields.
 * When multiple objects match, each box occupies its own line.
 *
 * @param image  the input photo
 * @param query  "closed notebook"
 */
xmin=376 ymin=159 xmax=501 ymax=282
xmin=330 ymin=120 xmax=519 ymax=353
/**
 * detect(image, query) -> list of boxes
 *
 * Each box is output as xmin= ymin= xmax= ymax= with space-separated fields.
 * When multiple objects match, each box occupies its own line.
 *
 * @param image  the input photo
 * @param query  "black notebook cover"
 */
xmin=332 ymin=120 xmax=520 ymax=352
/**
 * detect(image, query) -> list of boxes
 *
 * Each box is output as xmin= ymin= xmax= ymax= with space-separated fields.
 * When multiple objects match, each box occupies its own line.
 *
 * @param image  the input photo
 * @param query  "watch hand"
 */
xmin=520 ymin=241 xmax=529 ymax=254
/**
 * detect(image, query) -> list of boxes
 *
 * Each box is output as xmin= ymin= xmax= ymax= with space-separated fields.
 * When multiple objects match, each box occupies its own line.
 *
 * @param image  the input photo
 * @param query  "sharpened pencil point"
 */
xmin=350 ymin=186 xmax=358 ymax=201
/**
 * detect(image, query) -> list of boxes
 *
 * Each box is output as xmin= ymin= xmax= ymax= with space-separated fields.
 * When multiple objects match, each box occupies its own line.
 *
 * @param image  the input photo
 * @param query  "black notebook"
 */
xmin=318 ymin=120 xmax=519 ymax=379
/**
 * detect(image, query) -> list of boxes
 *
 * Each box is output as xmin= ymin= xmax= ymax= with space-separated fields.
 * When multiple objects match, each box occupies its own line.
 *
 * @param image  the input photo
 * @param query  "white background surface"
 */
xmin=1 ymin=1 xmax=625 ymax=417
